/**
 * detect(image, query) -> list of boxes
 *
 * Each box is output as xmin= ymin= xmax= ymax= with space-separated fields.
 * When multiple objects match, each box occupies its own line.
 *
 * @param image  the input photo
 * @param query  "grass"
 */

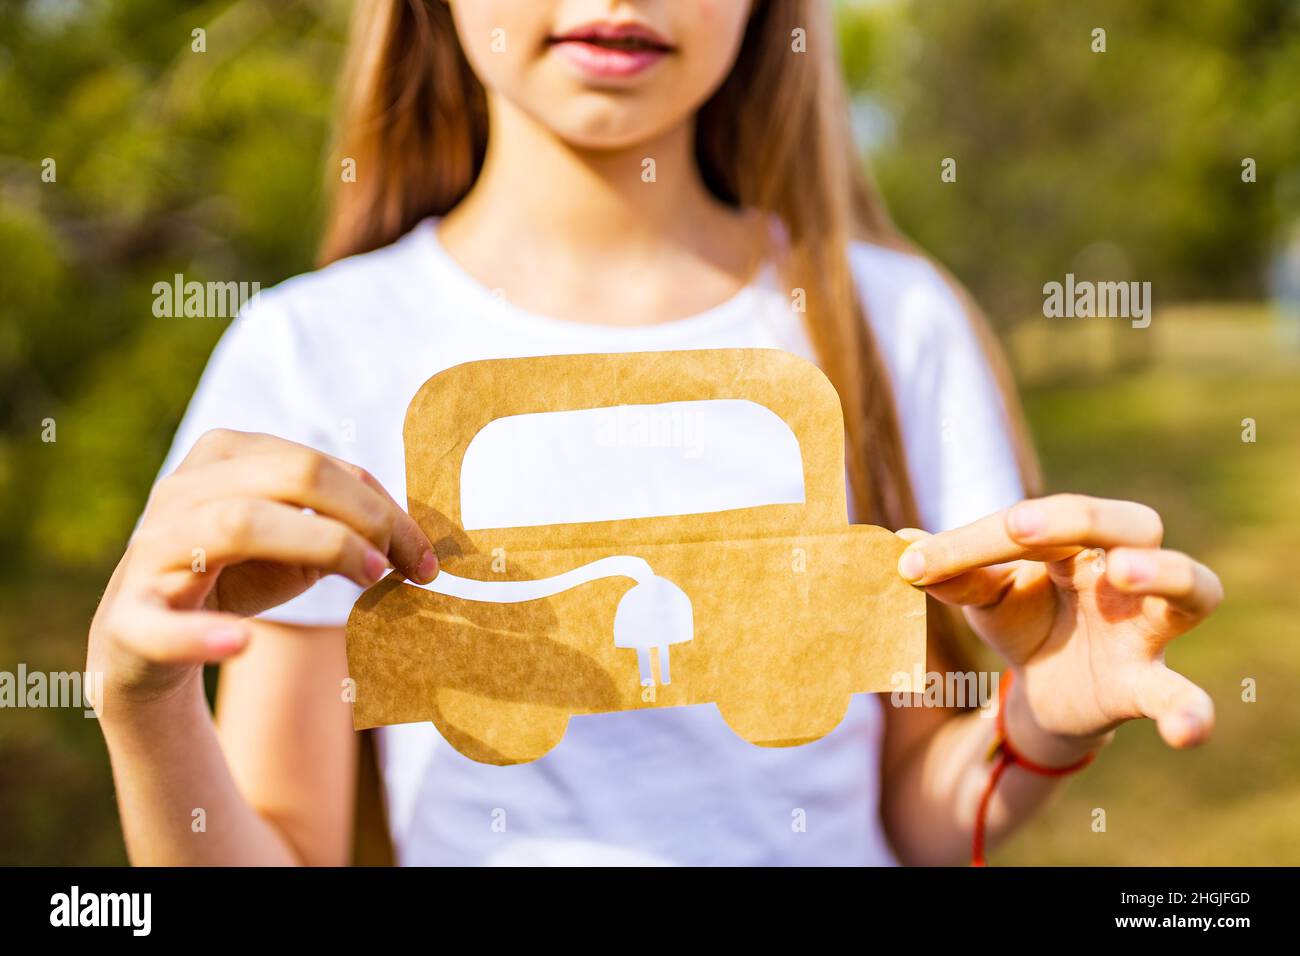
xmin=997 ymin=304 xmax=1300 ymax=865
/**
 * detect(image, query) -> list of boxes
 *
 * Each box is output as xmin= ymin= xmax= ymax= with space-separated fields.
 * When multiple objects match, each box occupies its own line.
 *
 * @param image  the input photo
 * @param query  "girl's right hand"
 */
xmin=88 ymin=429 xmax=438 ymax=709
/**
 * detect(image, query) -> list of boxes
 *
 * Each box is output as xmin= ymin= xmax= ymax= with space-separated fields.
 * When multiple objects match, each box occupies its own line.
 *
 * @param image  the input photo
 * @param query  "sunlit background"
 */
xmin=1 ymin=0 xmax=1298 ymax=865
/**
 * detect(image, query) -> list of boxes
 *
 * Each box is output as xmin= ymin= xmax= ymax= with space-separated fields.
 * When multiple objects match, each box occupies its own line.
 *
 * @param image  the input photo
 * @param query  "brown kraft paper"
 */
xmin=346 ymin=348 xmax=926 ymax=765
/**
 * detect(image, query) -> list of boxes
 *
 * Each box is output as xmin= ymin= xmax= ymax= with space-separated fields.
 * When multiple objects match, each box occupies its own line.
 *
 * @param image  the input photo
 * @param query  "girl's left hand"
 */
xmin=897 ymin=494 xmax=1224 ymax=761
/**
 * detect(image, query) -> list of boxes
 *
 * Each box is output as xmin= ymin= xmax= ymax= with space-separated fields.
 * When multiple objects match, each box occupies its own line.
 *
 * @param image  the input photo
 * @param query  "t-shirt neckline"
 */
xmin=413 ymin=217 xmax=776 ymax=342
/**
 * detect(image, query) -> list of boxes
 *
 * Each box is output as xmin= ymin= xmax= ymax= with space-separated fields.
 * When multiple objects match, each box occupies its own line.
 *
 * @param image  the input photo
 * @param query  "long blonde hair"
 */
xmin=320 ymin=0 xmax=1040 ymax=672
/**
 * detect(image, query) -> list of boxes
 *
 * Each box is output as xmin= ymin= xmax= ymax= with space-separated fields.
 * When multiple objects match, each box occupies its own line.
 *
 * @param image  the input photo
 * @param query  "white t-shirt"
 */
xmin=158 ymin=218 xmax=1022 ymax=865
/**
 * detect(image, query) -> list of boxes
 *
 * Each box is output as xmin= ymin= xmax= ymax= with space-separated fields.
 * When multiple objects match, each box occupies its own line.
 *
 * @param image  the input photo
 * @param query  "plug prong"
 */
xmin=637 ymin=647 xmax=653 ymax=686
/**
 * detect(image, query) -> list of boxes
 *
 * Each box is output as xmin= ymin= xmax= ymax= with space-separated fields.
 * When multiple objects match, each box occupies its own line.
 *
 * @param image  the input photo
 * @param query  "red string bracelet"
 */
xmin=972 ymin=669 xmax=1097 ymax=866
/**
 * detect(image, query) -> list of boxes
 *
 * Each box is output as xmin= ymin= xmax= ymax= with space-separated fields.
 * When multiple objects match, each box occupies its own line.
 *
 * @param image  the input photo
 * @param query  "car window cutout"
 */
xmin=458 ymin=399 xmax=806 ymax=530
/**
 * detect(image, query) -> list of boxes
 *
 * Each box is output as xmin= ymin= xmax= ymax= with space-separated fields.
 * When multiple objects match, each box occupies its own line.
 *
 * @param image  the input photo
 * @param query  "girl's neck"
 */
xmin=439 ymin=95 xmax=762 ymax=327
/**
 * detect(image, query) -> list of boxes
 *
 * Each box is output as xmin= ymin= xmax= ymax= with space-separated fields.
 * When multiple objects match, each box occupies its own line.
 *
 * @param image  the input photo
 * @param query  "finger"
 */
xmin=896 ymin=528 xmax=1024 ymax=608
xmin=181 ymin=428 xmax=328 ymax=468
xmin=1106 ymin=548 xmax=1224 ymax=624
xmin=162 ymin=450 xmax=436 ymax=583
xmin=922 ymin=565 xmax=1017 ymax=608
xmin=178 ymin=427 xmax=255 ymax=467
xmin=134 ymin=498 xmax=390 ymax=589
xmin=323 ymin=456 xmax=439 ymax=583
xmin=1005 ymin=494 xmax=1163 ymax=551
xmin=898 ymin=494 xmax=1163 ymax=586
xmin=898 ymin=510 xmax=1073 ymax=585
xmin=170 ymin=431 xmax=436 ymax=582
xmin=108 ymin=597 xmax=251 ymax=665
xmin=1135 ymin=663 xmax=1215 ymax=748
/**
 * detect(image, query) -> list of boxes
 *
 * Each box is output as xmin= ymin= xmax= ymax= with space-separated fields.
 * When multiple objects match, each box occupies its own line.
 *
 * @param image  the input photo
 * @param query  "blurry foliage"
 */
xmin=0 ymin=0 xmax=346 ymax=570
xmin=0 ymin=0 xmax=349 ymax=863
xmin=0 ymin=0 xmax=1297 ymax=863
xmin=842 ymin=0 xmax=1300 ymax=318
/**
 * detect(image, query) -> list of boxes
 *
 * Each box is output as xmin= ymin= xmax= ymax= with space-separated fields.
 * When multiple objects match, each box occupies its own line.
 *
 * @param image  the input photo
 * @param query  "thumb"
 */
xmin=111 ymin=597 xmax=251 ymax=666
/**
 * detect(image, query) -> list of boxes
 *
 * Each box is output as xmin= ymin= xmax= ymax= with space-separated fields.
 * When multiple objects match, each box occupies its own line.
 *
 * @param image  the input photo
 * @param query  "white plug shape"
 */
xmin=612 ymin=572 xmax=693 ymax=686
xmin=408 ymin=555 xmax=693 ymax=687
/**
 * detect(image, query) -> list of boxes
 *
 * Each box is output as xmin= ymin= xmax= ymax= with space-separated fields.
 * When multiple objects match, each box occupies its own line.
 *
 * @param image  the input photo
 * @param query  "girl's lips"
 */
xmin=551 ymin=40 xmax=668 ymax=78
xmin=548 ymin=21 xmax=674 ymax=80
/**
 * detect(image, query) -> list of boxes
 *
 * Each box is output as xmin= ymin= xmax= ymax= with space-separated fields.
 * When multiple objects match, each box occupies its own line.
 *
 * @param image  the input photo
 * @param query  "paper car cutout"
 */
xmin=346 ymin=349 xmax=926 ymax=765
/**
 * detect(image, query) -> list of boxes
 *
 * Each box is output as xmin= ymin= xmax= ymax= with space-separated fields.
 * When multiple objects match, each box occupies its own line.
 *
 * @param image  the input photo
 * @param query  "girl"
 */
xmin=88 ymin=0 xmax=1223 ymax=866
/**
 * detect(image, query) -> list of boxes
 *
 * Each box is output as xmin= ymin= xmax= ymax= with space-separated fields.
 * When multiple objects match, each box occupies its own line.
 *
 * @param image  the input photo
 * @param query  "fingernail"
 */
xmin=416 ymin=549 xmax=439 ymax=583
xmin=204 ymin=625 xmax=247 ymax=654
xmin=363 ymin=548 xmax=388 ymax=583
xmin=1008 ymin=502 xmax=1045 ymax=540
xmin=898 ymin=548 xmax=926 ymax=583
xmin=1117 ymin=551 xmax=1154 ymax=585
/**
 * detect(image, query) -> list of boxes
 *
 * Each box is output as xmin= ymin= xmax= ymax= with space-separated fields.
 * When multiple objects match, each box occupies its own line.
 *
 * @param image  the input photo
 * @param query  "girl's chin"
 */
xmin=553 ymin=125 xmax=664 ymax=152
xmin=536 ymin=101 xmax=673 ymax=153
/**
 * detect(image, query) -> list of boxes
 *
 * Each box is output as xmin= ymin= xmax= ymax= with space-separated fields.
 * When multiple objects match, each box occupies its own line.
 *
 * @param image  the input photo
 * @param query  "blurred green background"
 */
xmin=1 ymin=0 xmax=1297 ymax=865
